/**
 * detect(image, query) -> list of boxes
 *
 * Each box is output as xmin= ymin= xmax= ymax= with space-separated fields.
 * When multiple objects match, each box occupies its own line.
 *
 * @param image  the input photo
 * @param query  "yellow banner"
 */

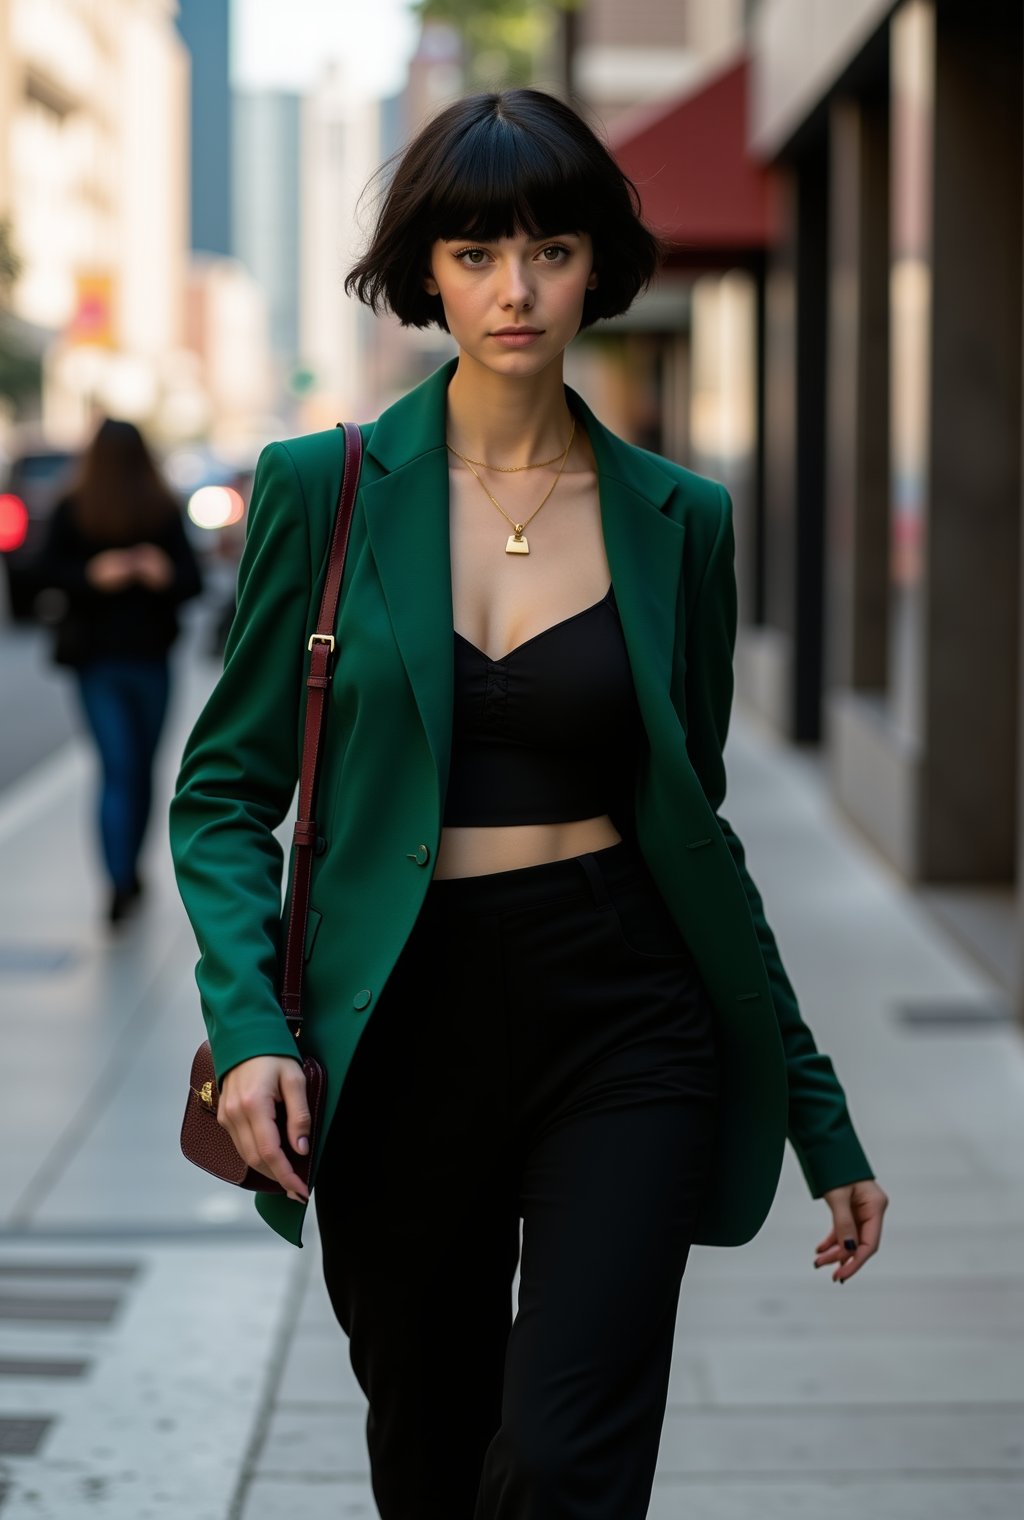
xmin=67 ymin=271 xmax=116 ymax=346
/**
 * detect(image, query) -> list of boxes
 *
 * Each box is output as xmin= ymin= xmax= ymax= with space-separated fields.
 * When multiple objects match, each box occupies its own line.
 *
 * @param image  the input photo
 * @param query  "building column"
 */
xmin=823 ymin=92 xmax=890 ymax=701
xmin=921 ymin=0 xmax=1021 ymax=882
xmin=1018 ymin=239 xmax=1024 ymax=1017
xmin=741 ymin=137 xmax=829 ymax=742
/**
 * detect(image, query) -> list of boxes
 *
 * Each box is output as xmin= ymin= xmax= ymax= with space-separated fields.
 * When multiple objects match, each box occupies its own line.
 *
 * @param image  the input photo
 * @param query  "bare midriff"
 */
xmin=433 ymin=815 xmax=622 ymax=880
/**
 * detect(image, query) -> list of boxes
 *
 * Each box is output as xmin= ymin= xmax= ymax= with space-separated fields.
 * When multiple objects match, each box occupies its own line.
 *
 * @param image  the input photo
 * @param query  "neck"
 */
xmin=445 ymin=350 xmax=575 ymax=467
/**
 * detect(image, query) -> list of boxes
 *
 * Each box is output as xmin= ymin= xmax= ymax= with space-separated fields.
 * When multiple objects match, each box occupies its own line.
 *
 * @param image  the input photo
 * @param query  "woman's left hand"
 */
xmin=814 ymin=1177 xmax=889 ymax=1282
xmin=132 ymin=543 xmax=174 ymax=589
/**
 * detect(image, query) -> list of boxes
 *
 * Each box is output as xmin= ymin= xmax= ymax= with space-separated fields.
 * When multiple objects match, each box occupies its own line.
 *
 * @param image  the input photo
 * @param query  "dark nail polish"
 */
xmin=843 ymin=1237 xmax=856 ymax=1251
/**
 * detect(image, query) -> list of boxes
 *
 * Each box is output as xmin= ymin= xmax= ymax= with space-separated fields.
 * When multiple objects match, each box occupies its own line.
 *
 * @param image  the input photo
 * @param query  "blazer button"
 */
xmin=353 ymin=988 xmax=373 ymax=1011
xmin=406 ymin=844 xmax=431 ymax=866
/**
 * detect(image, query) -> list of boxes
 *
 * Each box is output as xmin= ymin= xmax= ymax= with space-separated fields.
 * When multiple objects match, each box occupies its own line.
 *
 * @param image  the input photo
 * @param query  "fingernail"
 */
xmin=297 ymin=1136 xmax=309 ymax=1155
xmin=843 ymin=1238 xmax=856 ymax=1251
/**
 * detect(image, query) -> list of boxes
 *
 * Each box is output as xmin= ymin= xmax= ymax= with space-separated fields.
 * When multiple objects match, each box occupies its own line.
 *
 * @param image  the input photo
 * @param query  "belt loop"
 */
xmin=576 ymin=850 xmax=612 ymax=908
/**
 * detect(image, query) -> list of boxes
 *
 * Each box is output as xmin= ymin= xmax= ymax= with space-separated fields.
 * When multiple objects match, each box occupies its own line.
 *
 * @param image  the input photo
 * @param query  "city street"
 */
xmin=1 ymin=606 xmax=1023 ymax=1519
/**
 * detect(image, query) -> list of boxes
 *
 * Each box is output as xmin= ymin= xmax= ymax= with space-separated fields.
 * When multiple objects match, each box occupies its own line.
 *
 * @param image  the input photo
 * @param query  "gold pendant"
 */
xmin=505 ymin=530 xmax=529 ymax=555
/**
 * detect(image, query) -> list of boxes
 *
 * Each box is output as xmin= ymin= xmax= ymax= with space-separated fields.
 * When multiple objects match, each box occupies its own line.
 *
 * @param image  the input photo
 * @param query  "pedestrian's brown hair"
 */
xmin=346 ymin=88 xmax=664 ymax=332
xmin=70 ymin=418 xmax=180 ymax=544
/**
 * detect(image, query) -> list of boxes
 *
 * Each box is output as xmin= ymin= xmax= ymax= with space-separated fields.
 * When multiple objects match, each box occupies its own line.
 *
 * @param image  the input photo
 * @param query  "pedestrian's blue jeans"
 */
xmin=75 ymin=657 xmax=171 ymax=892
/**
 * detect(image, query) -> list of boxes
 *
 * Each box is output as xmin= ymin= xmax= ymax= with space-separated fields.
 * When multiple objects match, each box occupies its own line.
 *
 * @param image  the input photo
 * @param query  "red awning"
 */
xmin=608 ymin=55 xmax=779 ymax=267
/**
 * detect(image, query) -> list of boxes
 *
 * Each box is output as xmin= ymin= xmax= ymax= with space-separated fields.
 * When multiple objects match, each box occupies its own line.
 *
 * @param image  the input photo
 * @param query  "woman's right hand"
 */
xmin=217 ymin=1056 xmax=312 ymax=1203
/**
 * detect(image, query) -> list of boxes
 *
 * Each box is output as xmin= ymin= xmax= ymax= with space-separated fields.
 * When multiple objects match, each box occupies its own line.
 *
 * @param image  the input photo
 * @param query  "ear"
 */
xmin=586 ymin=270 xmax=599 ymax=291
xmin=423 ymin=270 xmax=440 ymax=297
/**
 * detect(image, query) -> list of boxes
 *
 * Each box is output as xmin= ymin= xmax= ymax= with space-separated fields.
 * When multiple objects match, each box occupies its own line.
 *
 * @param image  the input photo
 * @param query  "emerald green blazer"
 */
xmin=169 ymin=356 xmax=874 ymax=1250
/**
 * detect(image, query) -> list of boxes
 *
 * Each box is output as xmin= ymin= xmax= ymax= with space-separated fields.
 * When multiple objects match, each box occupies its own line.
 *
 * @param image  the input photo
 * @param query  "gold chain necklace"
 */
xmin=446 ymin=418 xmax=576 ymax=555
xmin=455 ymin=444 xmax=569 ymax=472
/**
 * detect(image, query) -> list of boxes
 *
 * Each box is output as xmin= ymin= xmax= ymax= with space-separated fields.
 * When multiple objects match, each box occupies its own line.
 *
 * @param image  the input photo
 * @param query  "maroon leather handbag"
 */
xmin=180 ymin=422 xmax=363 ymax=1192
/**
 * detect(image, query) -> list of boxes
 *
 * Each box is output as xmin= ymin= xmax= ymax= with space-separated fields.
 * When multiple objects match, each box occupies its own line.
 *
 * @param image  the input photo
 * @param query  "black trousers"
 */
xmin=314 ymin=837 xmax=722 ymax=1520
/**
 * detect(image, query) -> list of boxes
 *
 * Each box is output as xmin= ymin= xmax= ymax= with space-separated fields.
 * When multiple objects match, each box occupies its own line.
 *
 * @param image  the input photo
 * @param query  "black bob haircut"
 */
xmin=345 ymin=89 xmax=664 ymax=332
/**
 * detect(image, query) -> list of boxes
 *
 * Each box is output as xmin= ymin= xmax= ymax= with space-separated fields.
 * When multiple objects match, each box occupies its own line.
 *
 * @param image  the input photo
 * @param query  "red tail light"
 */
xmin=0 ymin=494 xmax=29 ymax=553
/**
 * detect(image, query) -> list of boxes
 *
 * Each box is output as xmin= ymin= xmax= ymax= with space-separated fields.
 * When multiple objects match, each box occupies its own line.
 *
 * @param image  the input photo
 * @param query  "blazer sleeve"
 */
xmin=168 ymin=442 xmax=310 ymax=1083
xmin=682 ymin=484 xmax=875 ymax=1198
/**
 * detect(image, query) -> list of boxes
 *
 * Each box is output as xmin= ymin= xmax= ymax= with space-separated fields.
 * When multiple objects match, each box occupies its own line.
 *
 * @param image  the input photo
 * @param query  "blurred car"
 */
xmin=0 ymin=446 xmax=79 ymax=620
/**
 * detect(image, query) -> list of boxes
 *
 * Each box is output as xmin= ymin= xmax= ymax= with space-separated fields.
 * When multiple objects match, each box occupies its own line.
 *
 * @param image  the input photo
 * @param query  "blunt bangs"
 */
xmin=346 ymin=89 xmax=664 ymax=331
xmin=423 ymin=111 xmax=603 ymax=247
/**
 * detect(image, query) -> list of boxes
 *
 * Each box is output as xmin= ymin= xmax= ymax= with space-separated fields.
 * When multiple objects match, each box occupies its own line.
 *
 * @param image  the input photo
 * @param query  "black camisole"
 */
xmin=442 ymin=584 xmax=643 ymax=827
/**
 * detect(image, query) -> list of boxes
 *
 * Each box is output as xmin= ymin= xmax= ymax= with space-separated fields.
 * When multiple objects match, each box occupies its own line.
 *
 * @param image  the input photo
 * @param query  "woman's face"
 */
xmin=423 ymin=228 xmax=598 ymax=374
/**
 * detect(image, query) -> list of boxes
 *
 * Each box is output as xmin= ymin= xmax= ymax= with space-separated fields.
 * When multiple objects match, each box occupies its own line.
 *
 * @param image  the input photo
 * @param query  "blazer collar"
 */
xmin=359 ymin=356 xmax=685 ymax=811
xmin=365 ymin=355 xmax=676 ymax=514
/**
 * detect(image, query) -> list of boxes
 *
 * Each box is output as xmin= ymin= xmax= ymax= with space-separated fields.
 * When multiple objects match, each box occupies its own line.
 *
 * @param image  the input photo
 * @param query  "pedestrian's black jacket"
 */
xmin=35 ymin=496 xmax=203 ymax=667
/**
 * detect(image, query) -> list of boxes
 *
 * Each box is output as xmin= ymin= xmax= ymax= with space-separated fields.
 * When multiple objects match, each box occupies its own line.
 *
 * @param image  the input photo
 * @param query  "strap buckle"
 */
xmin=307 ymin=633 xmax=336 ymax=653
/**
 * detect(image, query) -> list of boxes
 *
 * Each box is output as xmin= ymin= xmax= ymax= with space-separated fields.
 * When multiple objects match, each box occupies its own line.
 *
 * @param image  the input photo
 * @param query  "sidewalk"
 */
xmin=0 ymin=624 xmax=1022 ymax=1518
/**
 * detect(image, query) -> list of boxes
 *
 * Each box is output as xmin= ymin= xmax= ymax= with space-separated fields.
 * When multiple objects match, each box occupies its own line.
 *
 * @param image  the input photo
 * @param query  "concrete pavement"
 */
xmin=1 ymin=615 xmax=1023 ymax=1517
xmin=0 ymin=622 xmax=78 ymax=791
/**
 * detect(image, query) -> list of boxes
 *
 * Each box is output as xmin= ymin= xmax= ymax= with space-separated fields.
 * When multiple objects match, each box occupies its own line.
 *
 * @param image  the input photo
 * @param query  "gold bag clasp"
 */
xmin=191 ymin=1080 xmax=215 ymax=1112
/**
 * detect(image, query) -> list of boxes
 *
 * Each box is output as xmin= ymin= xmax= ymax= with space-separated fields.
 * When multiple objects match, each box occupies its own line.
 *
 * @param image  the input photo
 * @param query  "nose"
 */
xmin=498 ymin=255 xmax=534 ymax=313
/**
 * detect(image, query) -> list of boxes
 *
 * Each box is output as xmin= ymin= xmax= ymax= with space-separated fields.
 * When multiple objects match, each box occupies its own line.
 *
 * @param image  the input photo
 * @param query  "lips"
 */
xmin=489 ymin=329 xmax=544 ymax=347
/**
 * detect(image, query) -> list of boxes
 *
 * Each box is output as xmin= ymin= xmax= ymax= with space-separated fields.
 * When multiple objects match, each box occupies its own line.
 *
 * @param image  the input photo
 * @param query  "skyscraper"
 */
xmin=233 ymin=90 xmax=301 ymax=373
xmin=177 ymin=0 xmax=233 ymax=256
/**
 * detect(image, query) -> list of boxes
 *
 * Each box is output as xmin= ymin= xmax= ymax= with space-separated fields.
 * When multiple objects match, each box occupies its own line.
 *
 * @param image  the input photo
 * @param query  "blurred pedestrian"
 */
xmin=171 ymin=89 xmax=888 ymax=1520
xmin=37 ymin=417 xmax=202 ymax=924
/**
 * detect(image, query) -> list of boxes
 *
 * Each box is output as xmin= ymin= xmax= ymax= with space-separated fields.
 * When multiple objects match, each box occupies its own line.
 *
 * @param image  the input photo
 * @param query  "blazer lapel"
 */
xmin=569 ymin=392 xmax=686 ymax=743
xmin=360 ymin=367 xmax=456 ymax=800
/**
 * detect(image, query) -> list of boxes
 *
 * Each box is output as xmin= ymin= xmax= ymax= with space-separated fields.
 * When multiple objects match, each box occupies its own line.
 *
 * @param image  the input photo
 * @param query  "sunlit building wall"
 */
xmin=116 ymin=1 xmax=189 ymax=413
xmin=298 ymin=63 xmax=389 ymax=429
xmin=0 ymin=0 xmax=189 ymax=440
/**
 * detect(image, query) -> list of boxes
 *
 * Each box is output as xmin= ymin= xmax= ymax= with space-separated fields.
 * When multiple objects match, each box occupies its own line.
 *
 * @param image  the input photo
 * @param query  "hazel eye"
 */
xmin=539 ymin=245 xmax=570 ymax=262
xmin=455 ymin=248 xmax=489 ymax=265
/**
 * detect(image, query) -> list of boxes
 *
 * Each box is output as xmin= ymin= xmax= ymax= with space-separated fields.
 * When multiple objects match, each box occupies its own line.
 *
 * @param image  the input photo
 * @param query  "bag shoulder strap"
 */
xmin=279 ymin=421 xmax=364 ymax=1033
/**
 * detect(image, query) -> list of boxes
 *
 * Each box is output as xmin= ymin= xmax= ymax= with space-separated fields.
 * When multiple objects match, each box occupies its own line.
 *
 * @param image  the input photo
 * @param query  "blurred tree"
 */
xmin=0 ymin=218 xmax=22 ymax=305
xmin=0 ymin=218 xmax=42 ymax=405
xmin=414 ymin=0 xmax=584 ymax=95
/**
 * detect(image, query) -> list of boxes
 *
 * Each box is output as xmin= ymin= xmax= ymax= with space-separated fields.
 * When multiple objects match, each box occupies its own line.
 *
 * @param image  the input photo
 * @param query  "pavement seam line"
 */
xmin=226 ymin=1243 xmax=317 ymax=1520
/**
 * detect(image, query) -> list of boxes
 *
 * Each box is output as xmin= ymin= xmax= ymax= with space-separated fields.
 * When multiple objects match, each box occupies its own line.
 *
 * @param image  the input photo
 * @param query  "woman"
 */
xmin=170 ymin=90 xmax=888 ymax=1519
xmin=38 ymin=417 xmax=202 ymax=923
